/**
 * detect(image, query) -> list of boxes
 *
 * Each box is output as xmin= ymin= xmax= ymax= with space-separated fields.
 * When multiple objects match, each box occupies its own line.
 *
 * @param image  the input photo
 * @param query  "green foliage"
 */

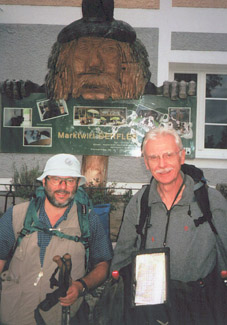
xmin=84 ymin=184 xmax=116 ymax=211
xmin=84 ymin=184 xmax=133 ymax=212
xmin=13 ymin=163 xmax=41 ymax=199
xmin=121 ymin=188 xmax=133 ymax=206
xmin=216 ymin=183 xmax=227 ymax=199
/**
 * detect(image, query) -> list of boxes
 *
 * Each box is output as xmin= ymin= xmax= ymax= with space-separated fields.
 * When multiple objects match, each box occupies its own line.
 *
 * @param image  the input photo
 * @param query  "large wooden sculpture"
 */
xmin=44 ymin=0 xmax=152 ymax=186
xmin=0 ymin=0 xmax=195 ymax=186
xmin=45 ymin=36 xmax=150 ymax=101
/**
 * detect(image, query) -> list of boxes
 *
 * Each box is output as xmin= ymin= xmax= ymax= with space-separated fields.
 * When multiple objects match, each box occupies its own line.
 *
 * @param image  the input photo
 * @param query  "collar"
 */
xmin=39 ymin=199 xmax=74 ymax=227
xmin=149 ymin=173 xmax=195 ymax=206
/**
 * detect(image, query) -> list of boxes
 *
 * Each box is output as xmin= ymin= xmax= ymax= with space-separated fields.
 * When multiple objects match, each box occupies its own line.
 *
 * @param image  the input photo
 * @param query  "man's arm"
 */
xmin=0 ymin=259 xmax=6 ymax=273
xmin=74 ymin=260 xmax=110 ymax=291
xmin=110 ymin=191 xmax=141 ymax=273
xmin=0 ymin=207 xmax=15 ymax=270
xmin=209 ymin=188 xmax=227 ymax=274
xmin=59 ymin=260 xmax=110 ymax=306
xmin=59 ymin=210 xmax=112 ymax=306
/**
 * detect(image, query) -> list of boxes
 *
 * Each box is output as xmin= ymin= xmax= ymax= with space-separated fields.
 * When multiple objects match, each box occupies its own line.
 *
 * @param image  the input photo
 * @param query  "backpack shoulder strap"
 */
xmin=136 ymin=164 xmax=209 ymax=250
xmin=74 ymin=186 xmax=92 ymax=241
xmin=74 ymin=186 xmax=93 ymax=270
xmin=193 ymin=182 xmax=216 ymax=231
xmin=16 ymin=187 xmax=44 ymax=244
xmin=135 ymin=181 xmax=151 ymax=236
xmin=181 ymin=164 xmax=227 ymax=266
xmin=136 ymin=178 xmax=153 ymax=250
xmin=182 ymin=162 xmax=216 ymax=232
xmin=181 ymin=163 xmax=206 ymax=183
xmin=135 ymin=163 xmax=227 ymax=267
xmin=15 ymin=186 xmax=92 ymax=265
xmin=9 ymin=186 xmax=93 ymax=272
xmin=193 ymin=181 xmax=227 ymax=267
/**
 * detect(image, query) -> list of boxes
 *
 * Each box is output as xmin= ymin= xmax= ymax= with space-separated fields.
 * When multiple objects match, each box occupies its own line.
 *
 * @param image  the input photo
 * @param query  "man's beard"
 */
xmin=72 ymin=74 xmax=123 ymax=99
xmin=44 ymin=188 xmax=75 ymax=208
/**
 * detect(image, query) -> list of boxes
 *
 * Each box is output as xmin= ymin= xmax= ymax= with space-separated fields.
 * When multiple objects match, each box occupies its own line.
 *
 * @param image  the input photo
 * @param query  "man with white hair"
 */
xmin=111 ymin=127 xmax=227 ymax=324
xmin=0 ymin=153 xmax=113 ymax=324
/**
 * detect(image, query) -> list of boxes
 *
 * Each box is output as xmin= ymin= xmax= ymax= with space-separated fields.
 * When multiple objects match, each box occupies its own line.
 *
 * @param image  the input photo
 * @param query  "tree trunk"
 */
xmin=81 ymin=155 xmax=109 ymax=187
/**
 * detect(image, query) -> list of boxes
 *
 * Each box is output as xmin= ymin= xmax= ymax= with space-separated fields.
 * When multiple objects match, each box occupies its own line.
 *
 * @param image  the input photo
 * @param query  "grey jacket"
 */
xmin=111 ymin=175 xmax=227 ymax=282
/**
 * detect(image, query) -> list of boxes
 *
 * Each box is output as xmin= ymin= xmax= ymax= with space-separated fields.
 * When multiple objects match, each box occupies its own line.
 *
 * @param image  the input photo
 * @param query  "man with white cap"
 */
xmin=0 ymin=153 xmax=113 ymax=325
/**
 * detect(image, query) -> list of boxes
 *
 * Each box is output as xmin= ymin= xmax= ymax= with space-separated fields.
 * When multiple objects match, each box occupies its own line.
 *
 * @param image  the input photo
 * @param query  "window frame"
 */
xmin=169 ymin=63 xmax=227 ymax=160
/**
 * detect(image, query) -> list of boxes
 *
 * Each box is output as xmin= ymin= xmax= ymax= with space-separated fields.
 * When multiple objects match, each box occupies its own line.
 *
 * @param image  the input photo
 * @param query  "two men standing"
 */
xmin=0 ymin=129 xmax=227 ymax=324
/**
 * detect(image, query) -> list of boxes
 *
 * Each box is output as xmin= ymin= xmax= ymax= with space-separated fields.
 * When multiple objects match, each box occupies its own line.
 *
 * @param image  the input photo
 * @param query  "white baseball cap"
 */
xmin=37 ymin=154 xmax=86 ymax=186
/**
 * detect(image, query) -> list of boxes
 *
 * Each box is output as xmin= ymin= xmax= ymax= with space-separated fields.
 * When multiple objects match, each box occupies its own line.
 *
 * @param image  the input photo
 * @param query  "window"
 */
xmin=205 ymin=74 xmax=227 ymax=149
xmin=170 ymin=65 xmax=227 ymax=159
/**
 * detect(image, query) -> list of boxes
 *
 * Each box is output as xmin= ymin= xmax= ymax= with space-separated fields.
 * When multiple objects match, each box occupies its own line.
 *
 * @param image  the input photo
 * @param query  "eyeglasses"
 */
xmin=147 ymin=150 xmax=182 ymax=163
xmin=47 ymin=176 xmax=78 ymax=187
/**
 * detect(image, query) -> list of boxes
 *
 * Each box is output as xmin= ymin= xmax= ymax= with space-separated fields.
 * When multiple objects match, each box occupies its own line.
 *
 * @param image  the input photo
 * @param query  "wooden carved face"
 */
xmin=72 ymin=37 xmax=122 ymax=100
xmin=49 ymin=36 xmax=148 ymax=100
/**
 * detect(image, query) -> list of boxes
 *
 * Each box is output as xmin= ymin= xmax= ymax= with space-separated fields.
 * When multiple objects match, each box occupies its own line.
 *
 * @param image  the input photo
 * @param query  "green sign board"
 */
xmin=0 ymin=93 xmax=196 ymax=158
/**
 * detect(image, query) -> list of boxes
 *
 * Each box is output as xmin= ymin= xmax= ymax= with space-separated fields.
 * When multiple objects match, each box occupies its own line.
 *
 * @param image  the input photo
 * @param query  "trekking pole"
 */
xmin=53 ymin=254 xmax=72 ymax=325
xmin=34 ymin=253 xmax=72 ymax=324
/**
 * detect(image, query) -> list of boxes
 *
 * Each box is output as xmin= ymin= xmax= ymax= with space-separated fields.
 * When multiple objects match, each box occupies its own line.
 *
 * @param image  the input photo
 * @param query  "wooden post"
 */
xmin=45 ymin=0 xmax=149 ymax=188
xmin=81 ymin=155 xmax=109 ymax=186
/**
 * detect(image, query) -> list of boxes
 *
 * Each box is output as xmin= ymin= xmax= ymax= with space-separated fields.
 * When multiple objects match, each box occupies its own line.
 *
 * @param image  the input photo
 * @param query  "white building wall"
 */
xmin=0 ymin=0 xmax=226 ymax=187
xmin=1 ymin=1 xmax=227 ymax=84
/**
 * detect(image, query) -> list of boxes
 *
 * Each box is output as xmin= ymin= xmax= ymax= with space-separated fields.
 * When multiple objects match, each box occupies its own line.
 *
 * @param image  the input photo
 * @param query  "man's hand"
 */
xmin=59 ymin=260 xmax=110 ymax=306
xmin=162 ymin=80 xmax=196 ymax=100
xmin=0 ymin=79 xmax=45 ymax=99
xmin=59 ymin=282 xmax=81 ymax=306
xmin=145 ymin=80 xmax=196 ymax=100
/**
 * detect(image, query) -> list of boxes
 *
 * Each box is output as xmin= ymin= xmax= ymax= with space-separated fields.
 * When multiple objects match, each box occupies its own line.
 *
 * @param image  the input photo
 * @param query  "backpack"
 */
xmin=13 ymin=185 xmax=93 ymax=269
xmin=117 ymin=164 xmax=227 ymax=325
xmin=2 ymin=186 xmax=94 ymax=324
xmin=136 ymin=163 xmax=227 ymax=265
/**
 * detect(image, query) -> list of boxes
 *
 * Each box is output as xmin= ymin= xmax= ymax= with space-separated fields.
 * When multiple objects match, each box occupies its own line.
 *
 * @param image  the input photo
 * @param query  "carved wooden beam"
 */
xmin=0 ymin=0 xmax=159 ymax=9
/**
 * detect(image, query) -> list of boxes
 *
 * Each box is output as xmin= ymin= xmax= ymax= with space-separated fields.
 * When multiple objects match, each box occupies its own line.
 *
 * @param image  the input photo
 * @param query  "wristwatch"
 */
xmin=76 ymin=278 xmax=88 ymax=296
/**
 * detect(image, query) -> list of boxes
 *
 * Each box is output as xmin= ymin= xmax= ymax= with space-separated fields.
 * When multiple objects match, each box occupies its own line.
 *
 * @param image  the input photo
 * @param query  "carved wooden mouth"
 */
xmin=81 ymin=85 xmax=108 ymax=91
xmin=80 ymin=87 xmax=110 ymax=100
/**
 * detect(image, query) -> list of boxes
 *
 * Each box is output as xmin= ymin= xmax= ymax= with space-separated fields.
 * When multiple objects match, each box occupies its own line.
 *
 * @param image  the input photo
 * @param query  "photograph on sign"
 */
xmin=168 ymin=107 xmax=192 ymax=139
xmin=135 ymin=104 xmax=168 ymax=130
xmin=3 ymin=107 xmax=32 ymax=128
xmin=23 ymin=127 xmax=52 ymax=147
xmin=37 ymin=99 xmax=68 ymax=121
xmin=73 ymin=106 xmax=127 ymax=126
xmin=0 ymin=93 xmax=196 ymax=156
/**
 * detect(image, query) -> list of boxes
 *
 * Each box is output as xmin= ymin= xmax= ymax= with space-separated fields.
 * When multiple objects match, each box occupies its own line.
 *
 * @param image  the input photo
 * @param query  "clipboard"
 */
xmin=131 ymin=247 xmax=170 ymax=307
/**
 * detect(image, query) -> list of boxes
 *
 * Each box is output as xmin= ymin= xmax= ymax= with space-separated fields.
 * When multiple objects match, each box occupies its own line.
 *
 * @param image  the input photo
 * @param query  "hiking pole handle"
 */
xmin=53 ymin=254 xmax=72 ymax=275
xmin=53 ymin=255 xmax=63 ymax=268
xmin=53 ymin=255 xmax=72 ymax=325
xmin=62 ymin=253 xmax=72 ymax=275
xmin=61 ymin=254 xmax=72 ymax=325
xmin=53 ymin=254 xmax=72 ymax=296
